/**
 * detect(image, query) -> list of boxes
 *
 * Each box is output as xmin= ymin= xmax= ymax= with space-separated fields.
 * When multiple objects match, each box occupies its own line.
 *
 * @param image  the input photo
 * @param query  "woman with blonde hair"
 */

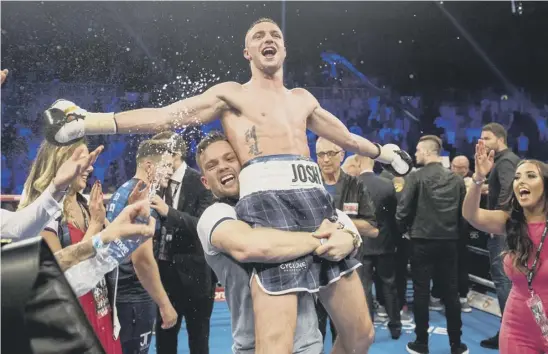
xmin=20 ymin=138 xmax=122 ymax=354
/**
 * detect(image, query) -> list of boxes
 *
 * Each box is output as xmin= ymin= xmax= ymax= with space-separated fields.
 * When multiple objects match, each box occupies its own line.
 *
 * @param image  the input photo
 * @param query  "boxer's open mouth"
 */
xmin=220 ymin=174 xmax=235 ymax=186
xmin=519 ymin=187 xmax=530 ymax=197
xmin=261 ymin=47 xmax=277 ymax=57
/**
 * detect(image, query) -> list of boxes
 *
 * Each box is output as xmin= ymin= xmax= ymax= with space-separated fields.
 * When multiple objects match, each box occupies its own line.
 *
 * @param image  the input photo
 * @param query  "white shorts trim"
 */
xmin=239 ymin=158 xmax=325 ymax=198
xmin=248 ymin=263 xmax=362 ymax=295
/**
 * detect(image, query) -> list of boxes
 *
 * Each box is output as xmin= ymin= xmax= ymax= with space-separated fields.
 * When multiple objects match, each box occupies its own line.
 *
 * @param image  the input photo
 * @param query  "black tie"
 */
xmin=165 ymin=180 xmax=180 ymax=207
xmin=164 ymin=181 xmax=174 ymax=207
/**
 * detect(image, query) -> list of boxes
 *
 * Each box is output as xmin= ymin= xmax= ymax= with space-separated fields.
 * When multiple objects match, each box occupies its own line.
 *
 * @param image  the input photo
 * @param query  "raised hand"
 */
xmin=128 ymin=180 xmax=149 ymax=205
xmin=474 ymin=139 xmax=495 ymax=179
xmin=101 ymin=200 xmax=156 ymax=242
xmin=89 ymin=181 xmax=106 ymax=227
xmin=52 ymin=145 xmax=104 ymax=192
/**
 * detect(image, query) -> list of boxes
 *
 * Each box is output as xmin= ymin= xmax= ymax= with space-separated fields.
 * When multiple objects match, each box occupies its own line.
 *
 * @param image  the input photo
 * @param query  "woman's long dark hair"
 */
xmin=504 ymin=160 xmax=548 ymax=273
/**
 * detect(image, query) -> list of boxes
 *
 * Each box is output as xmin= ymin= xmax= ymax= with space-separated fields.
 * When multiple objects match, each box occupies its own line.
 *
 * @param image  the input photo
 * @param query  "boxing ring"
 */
xmin=0 ymin=193 xmax=500 ymax=315
xmin=1 ymin=193 xmax=501 ymax=352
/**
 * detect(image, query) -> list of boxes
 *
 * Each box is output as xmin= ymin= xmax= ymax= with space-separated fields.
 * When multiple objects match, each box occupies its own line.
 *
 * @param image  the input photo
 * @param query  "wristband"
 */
xmin=92 ymin=233 xmax=106 ymax=251
xmin=472 ymin=174 xmax=486 ymax=185
xmin=372 ymin=143 xmax=382 ymax=160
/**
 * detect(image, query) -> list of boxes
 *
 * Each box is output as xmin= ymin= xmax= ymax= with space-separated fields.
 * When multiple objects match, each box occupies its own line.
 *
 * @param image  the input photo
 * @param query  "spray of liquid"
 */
xmin=151 ymin=67 xmax=221 ymax=133
xmin=147 ymin=133 xmax=178 ymax=201
xmin=127 ymin=66 xmax=224 ymax=203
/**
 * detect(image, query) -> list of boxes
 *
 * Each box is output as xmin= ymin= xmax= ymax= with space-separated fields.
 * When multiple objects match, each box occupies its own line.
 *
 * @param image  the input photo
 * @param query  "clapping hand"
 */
xmin=89 ymin=181 xmax=106 ymax=229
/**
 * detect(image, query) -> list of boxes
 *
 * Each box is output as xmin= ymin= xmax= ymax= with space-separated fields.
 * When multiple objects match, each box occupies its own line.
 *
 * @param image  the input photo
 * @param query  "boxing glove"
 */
xmin=43 ymin=99 xmax=115 ymax=146
xmin=43 ymin=99 xmax=89 ymax=146
xmin=374 ymin=143 xmax=413 ymax=177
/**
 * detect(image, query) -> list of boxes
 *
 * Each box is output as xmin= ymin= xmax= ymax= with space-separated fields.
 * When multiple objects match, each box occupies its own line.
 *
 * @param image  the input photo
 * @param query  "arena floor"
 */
xmin=149 ymin=299 xmax=501 ymax=354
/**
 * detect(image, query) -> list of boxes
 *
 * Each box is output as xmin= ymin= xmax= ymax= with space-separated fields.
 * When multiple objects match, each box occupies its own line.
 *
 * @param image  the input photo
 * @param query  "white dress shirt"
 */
xmin=1 ymin=186 xmax=115 ymax=296
xmin=1 ymin=184 xmax=62 ymax=240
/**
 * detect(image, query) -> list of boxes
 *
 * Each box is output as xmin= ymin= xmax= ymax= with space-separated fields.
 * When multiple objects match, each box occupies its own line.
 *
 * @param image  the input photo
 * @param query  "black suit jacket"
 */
xmin=158 ymin=167 xmax=215 ymax=298
xmin=359 ymin=172 xmax=400 ymax=255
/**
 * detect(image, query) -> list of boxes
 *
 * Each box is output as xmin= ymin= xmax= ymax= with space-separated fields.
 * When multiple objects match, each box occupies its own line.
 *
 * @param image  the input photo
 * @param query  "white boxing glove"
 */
xmin=374 ymin=143 xmax=413 ymax=177
xmin=44 ymin=99 xmax=115 ymax=146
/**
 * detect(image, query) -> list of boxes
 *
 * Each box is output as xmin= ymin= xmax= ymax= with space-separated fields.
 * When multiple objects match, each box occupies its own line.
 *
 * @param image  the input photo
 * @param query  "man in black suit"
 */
xmin=356 ymin=156 xmax=402 ymax=339
xmin=396 ymin=135 xmax=468 ymax=354
xmin=150 ymin=132 xmax=215 ymax=354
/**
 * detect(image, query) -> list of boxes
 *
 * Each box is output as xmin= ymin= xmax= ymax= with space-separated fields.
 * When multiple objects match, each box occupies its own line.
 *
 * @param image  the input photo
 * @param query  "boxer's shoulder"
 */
xmin=289 ymin=87 xmax=319 ymax=107
xmin=290 ymin=87 xmax=313 ymax=99
xmin=212 ymin=81 xmax=243 ymax=94
xmin=289 ymin=87 xmax=309 ymax=95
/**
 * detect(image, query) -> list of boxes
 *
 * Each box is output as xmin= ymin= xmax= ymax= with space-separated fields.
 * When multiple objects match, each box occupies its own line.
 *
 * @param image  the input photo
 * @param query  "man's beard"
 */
xmin=215 ymin=194 xmax=239 ymax=206
xmin=213 ymin=189 xmax=239 ymax=200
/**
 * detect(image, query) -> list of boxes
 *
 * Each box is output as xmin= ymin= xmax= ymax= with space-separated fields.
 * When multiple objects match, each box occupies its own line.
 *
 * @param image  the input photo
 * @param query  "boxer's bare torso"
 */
xmin=142 ymin=80 xmax=330 ymax=166
xmin=218 ymin=82 xmax=314 ymax=165
xmin=110 ymin=76 xmax=376 ymax=168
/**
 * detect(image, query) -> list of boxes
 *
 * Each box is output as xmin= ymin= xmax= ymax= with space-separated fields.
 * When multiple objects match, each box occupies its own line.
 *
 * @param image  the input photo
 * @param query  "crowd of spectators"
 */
xmin=1 ymin=61 xmax=547 ymax=196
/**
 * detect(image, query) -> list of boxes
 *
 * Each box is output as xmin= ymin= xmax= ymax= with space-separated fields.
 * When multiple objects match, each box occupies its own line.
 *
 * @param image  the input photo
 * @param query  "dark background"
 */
xmin=2 ymin=1 xmax=547 ymax=94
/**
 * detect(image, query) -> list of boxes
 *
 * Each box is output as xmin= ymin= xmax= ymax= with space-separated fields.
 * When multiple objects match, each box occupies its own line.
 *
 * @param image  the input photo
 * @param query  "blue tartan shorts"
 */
xmin=235 ymin=155 xmax=361 ymax=294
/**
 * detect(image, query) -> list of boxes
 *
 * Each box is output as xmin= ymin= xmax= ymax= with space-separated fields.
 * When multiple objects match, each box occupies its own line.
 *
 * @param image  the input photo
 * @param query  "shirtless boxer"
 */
xmin=43 ymin=18 xmax=412 ymax=353
xmin=195 ymin=131 xmax=362 ymax=354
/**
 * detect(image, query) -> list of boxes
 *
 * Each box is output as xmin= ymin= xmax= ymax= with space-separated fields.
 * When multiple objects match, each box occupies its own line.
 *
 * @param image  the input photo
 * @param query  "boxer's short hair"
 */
xmin=248 ymin=18 xmax=280 ymax=33
xmin=152 ymin=131 xmax=187 ymax=160
xmin=418 ymin=135 xmax=442 ymax=155
xmin=136 ymin=139 xmax=172 ymax=163
xmin=195 ymin=131 xmax=229 ymax=167
xmin=246 ymin=18 xmax=281 ymax=46
xmin=482 ymin=123 xmax=507 ymax=144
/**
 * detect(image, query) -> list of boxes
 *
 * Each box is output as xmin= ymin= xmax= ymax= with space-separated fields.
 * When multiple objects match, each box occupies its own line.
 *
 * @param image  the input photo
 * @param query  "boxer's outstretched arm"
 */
xmin=90 ymin=82 xmax=239 ymax=135
xmin=304 ymin=91 xmax=379 ymax=158
xmin=211 ymin=220 xmax=321 ymax=263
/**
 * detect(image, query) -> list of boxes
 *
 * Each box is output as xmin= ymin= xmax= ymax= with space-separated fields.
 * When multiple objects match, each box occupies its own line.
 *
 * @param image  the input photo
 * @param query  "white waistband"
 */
xmin=239 ymin=159 xmax=325 ymax=198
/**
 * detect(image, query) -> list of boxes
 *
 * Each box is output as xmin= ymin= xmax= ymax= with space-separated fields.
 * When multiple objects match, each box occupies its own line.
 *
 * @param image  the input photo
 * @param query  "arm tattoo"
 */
xmin=54 ymin=241 xmax=96 ymax=272
xmin=245 ymin=125 xmax=262 ymax=156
